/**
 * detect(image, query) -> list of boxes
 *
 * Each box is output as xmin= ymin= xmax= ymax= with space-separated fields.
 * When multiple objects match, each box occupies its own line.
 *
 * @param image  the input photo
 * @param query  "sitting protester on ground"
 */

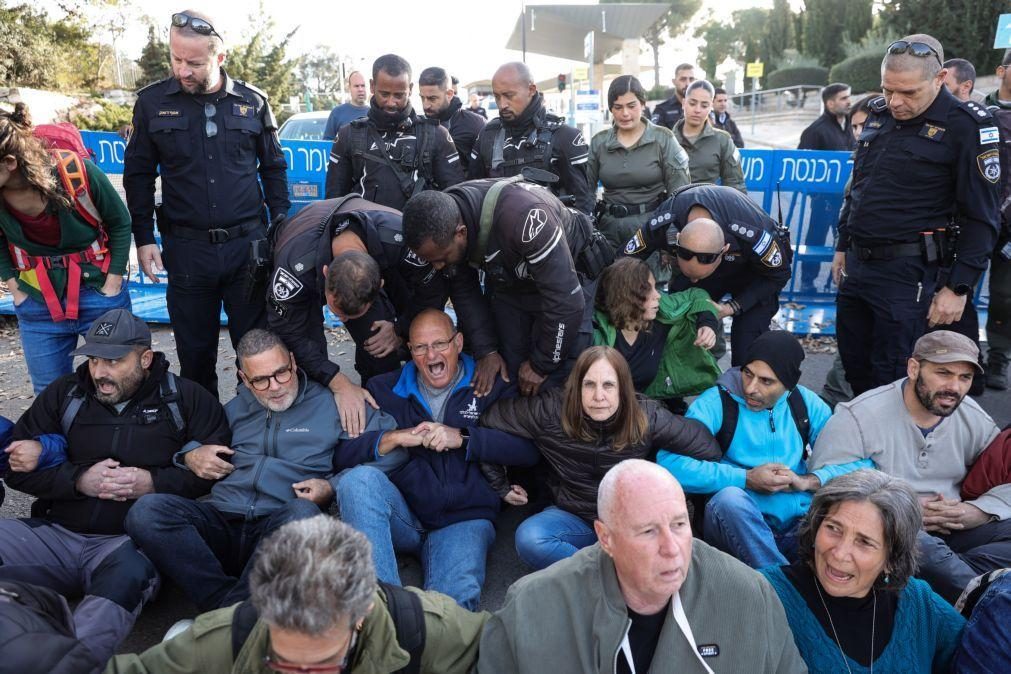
xmin=810 ymin=331 xmax=1007 ymax=603
xmin=660 ymin=330 xmax=853 ymax=568
xmin=335 ymin=309 xmax=539 ymax=610
xmin=592 ymin=257 xmax=720 ymax=404
xmin=126 ymin=329 xmax=393 ymax=613
xmin=480 ymin=346 xmax=720 ymax=571
xmin=0 ymin=308 xmax=230 ymax=670
xmin=952 ymin=568 xmax=1011 ymax=673
xmin=760 ymin=469 xmax=964 ymax=672
xmin=105 ymin=516 xmax=488 ymax=674
xmin=476 ymin=459 xmax=806 ymax=673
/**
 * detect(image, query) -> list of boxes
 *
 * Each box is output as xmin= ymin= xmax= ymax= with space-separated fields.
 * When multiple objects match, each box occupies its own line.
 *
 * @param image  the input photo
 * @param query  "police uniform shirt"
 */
xmin=623 ymin=184 xmax=792 ymax=313
xmin=838 ymin=86 xmax=1000 ymax=289
xmin=124 ymin=71 xmax=290 ymax=246
xmin=651 ymin=95 xmax=685 ymax=130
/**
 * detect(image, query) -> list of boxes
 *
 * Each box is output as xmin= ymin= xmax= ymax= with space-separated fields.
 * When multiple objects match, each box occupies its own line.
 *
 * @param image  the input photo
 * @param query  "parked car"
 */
xmin=278 ymin=111 xmax=330 ymax=141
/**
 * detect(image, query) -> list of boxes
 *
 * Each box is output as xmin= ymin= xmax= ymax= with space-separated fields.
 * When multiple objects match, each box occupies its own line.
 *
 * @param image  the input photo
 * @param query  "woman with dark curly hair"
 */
xmin=0 ymin=104 xmax=132 ymax=392
xmin=592 ymin=257 xmax=720 ymax=401
xmin=760 ymin=469 xmax=964 ymax=673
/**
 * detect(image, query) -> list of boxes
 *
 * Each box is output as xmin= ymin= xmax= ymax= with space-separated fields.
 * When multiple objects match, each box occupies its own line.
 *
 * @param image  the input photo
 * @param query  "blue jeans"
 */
xmin=703 ymin=487 xmax=800 ymax=569
xmin=336 ymin=465 xmax=495 ymax=611
xmin=14 ymin=284 xmax=132 ymax=394
xmin=515 ymin=506 xmax=598 ymax=571
xmin=125 ymin=493 xmax=321 ymax=612
xmin=953 ymin=572 xmax=1011 ymax=672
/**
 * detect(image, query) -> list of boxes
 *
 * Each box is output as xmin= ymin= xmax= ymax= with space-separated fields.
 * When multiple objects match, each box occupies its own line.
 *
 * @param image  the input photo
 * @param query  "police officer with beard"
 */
xmin=622 ymin=184 xmax=792 ymax=366
xmin=403 ymin=179 xmax=612 ymax=396
xmin=124 ymin=10 xmax=289 ymax=398
xmin=469 ymin=62 xmax=593 ymax=215
xmin=651 ymin=63 xmax=696 ymax=130
xmin=419 ymin=67 xmax=485 ymax=173
xmin=325 ymin=54 xmax=464 ymax=209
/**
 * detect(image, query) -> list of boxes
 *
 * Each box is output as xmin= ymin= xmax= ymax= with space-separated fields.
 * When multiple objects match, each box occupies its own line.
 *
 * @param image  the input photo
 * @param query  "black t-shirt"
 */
xmin=615 ymin=322 xmax=673 ymax=391
xmin=617 ymin=600 xmax=670 ymax=674
xmin=783 ymin=562 xmax=897 ymax=667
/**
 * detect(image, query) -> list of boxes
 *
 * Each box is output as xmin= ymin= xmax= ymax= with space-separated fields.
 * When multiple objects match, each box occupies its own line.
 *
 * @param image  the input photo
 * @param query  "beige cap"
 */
xmin=912 ymin=330 xmax=983 ymax=374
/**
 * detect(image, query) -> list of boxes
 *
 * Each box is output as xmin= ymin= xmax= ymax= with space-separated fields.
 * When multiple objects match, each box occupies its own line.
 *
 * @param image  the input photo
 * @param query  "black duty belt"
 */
xmin=603 ymin=195 xmax=665 ymax=218
xmin=850 ymin=241 xmax=923 ymax=261
xmin=162 ymin=220 xmax=262 ymax=243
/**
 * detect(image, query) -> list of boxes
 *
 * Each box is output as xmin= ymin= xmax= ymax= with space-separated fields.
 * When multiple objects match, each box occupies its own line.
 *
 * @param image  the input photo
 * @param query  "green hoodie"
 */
xmin=105 ymin=587 xmax=488 ymax=674
xmin=593 ymin=288 xmax=721 ymax=398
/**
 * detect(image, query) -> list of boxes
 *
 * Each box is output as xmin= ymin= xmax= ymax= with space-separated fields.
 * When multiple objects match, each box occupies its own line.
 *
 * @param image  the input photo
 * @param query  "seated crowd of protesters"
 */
xmin=3 ymin=22 xmax=1011 ymax=674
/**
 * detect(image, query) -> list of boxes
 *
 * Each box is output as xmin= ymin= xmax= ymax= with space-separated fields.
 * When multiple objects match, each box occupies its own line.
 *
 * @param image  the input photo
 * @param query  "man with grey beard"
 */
xmin=0 ymin=308 xmax=230 ymax=670
xmin=811 ymin=330 xmax=1010 ymax=603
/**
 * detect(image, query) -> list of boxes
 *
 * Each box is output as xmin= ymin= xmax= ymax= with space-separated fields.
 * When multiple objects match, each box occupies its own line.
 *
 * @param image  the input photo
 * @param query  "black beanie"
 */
xmin=742 ymin=331 xmax=805 ymax=390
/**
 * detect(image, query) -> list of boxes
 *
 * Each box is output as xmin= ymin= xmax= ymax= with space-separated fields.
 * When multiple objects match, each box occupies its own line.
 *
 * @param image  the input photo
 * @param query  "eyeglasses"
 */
xmin=171 ymin=12 xmax=221 ymax=39
xmin=885 ymin=40 xmax=942 ymax=66
xmin=244 ymin=357 xmax=294 ymax=391
xmin=204 ymin=103 xmax=217 ymax=138
xmin=673 ymin=243 xmax=722 ymax=265
xmin=408 ymin=332 xmax=457 ymax=357
xmin=263 ymin=627 xmax=357 ymax=673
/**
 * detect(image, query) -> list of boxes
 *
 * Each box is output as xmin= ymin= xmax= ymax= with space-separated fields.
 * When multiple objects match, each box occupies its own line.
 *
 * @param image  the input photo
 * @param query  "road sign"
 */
xmin=746 ymin=61 xmax=764 ymax=79
xmin=573 ymin=66 xmax=588 ymax=82
xmin=996 ymin=14 xmax=1011 ymax=49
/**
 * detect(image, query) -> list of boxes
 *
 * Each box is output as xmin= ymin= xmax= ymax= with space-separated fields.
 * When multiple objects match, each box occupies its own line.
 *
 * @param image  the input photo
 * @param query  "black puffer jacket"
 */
xmin=480 ymin=388 xmax=719 ymax=522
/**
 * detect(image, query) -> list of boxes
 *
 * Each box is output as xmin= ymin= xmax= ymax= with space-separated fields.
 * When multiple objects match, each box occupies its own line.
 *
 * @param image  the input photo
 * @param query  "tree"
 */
xmin=879 ymin=0 xmax=1011 ymax=74
xmin=766 ymin=0 xmax=794 ymax=65
xmin=226 ymin=6 xmax=301 ymax=105
xmin=601 ymin=0 xmax=703 ymax=89
xmin=695 ymin=19 xmax=737 ymax=83
xmin=803 ymin=0 xmax=872 ymax=68
xmin=135 ymin=25 xmax=170 ymax=88
xmin=300 ymin=46 xmax=343 ymax=98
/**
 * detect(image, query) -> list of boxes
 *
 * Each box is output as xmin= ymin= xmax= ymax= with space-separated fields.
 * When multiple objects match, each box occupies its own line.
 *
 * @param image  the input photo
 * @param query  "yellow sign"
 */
xmin=746 ymin=62 xmax=764 ymax=78
xmin=573 ymin=66 xmax=588 ymax=82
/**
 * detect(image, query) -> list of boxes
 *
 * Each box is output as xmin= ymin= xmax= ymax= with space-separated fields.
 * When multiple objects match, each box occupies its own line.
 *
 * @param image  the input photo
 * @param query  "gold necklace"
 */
xmin=813 ymin=578 xmax=876 ymax=674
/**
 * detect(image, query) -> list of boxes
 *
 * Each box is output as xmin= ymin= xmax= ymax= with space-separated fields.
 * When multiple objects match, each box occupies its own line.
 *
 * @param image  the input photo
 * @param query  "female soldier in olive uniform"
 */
xmin=673 ymin=80 xmax=746 ymax=192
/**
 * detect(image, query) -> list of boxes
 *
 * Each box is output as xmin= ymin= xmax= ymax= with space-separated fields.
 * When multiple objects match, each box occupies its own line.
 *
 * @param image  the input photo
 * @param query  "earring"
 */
xmin=883 ymin=573 xmax=890 ymax=584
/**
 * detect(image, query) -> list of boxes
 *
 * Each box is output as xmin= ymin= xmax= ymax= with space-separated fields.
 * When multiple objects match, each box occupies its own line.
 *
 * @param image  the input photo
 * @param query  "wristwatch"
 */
xmin=949 ymin=283 xmax=972 ymax=296
xmin=458 ymin=428 xmax=470 ymax=451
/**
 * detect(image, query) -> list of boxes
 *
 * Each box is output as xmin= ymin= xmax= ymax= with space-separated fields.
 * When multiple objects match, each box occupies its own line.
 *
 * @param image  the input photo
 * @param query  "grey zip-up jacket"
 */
xmin=176 ymin=370 xmax=395 ymax=519
xmin=476 ymin=540 xmax=806 ymax=674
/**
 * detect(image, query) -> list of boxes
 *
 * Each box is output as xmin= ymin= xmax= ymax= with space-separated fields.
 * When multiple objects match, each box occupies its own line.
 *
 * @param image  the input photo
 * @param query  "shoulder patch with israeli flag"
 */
xmin=980 ymin=126 xmax=1000 ymax=145
xmin=752 ymin=230 xmax=773 ymax=256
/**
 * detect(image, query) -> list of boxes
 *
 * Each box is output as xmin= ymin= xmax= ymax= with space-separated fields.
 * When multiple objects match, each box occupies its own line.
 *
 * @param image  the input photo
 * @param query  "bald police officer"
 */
xmin=831 ymin=34 xmax=1000 ymax=396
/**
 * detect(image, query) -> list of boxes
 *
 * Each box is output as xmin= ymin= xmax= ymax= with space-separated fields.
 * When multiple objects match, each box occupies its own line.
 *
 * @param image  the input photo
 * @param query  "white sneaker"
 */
xmin=163 ymin=618 xmax=195 ymax=642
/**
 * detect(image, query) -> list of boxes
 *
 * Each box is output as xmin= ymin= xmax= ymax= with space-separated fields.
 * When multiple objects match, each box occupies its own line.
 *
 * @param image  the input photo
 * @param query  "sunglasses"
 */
xmin=673 ymin=243 xmax=722 ymax=265
xmin=171 ymin=12 xmax=221 ymax=39
xmin=885 ymin=40 xmax=942 ymax=66
xmin=204 ymin=103 xmax=217 ymax=138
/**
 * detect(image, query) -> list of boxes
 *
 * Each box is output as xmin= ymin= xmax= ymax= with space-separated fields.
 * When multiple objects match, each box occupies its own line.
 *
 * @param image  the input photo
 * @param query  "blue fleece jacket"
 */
xmin=658 ymin=368 xmax=866 ymax=531
xmin=0 ymin=415 xmax=69 ymax=477
xmin=336 ymin=355 xmax=540 ymax=529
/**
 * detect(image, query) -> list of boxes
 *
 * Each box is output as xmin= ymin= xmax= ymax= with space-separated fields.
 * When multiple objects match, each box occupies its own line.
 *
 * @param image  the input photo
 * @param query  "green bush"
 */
xmin=829 ymin=53 xmax=881 ymax=94
xmin=68 ymin=101 xmax=133 ymax=132
xmin=646 ymin=86 xmax=674 ymax=101
xmin=766 ymin=66 xmax=828 ymax=89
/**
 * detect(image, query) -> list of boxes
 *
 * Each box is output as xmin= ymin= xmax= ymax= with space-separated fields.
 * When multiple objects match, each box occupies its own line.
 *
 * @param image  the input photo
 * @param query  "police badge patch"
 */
xmin=271 ymin=268 xmax=304 ymax=301
xmin=761 ymin=242 xmax=783 ymax=268
xmin=978 ymin=149 xmax=1001 ymax=184
xmin=625 ymin=231 xmax=646 ymax=255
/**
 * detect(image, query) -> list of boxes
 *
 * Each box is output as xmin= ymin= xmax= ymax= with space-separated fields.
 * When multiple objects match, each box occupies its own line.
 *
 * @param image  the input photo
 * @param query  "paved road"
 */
xmin=0 ymin=322 xmax=1008 ymax=653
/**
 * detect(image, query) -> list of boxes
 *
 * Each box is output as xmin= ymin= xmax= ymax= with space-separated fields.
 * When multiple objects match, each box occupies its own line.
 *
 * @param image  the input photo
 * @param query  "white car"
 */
xmin=278 ymin=111 xmax=330 ymax=141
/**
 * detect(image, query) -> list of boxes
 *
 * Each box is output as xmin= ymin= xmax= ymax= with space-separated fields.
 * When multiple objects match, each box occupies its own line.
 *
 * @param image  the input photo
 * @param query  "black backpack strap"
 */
xmin=714 ymin=386 xmax=738 ymax=452
xmin=379 ymin=582 xmax=426 ymax=674
xmin=59 ymin=384 xmax=86 ymax=436
xmin=230 ymin=599 xmax=260 ymax=660
xmin=159 ymin=372 xmax=185 ymax=433
xmin=786 ymin=388 xmax=811 ymax=456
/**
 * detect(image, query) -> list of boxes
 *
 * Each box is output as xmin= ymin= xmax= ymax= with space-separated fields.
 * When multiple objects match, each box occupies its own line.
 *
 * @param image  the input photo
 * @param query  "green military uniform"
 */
xmin=587 ymin=119 xmax=690 ymax=251
xmin=673 ymin=119 xmax=746 ymax=193
xmin=105 ymin=587 xmax=489 ymax=674
xmin=983 ymin=90 xmax=1011 ymax=389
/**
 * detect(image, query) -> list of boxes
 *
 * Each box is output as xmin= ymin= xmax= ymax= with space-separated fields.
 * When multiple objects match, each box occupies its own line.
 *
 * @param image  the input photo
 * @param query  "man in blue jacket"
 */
xmin=1 ymin=415 xmax=68 ymax=506
xmin=336 ymin=309 xmax=540 ymax=610
xmin=125 ymin=329 xmax=396 ymax=612
xmin=659 ymin=331 xmax=865 ymax=569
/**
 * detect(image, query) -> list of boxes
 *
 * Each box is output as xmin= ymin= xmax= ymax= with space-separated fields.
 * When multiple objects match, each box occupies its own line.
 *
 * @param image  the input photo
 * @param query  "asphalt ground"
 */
xmin=0 ymin=320 xmax=1008 ymax=655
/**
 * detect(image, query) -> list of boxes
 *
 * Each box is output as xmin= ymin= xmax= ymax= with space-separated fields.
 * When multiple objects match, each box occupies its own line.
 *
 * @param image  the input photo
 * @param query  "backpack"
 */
xmin=715 ymin=386 xmax=812 ymax=456
xmin=230 ymin=582 xmax=425 ymax=674
xmin=58 ymin=372 xmax=185 ymax=436
xmin=348 ymin=119 xmax=436 ymax=199
xmin=33 ymin=123 xmax=95 ymax=160
xmin=0 ymin=581 xmax=96 ymax=674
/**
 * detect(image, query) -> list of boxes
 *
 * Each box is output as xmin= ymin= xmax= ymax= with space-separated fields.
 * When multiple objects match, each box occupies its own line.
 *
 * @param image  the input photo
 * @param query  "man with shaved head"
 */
xmin=469 ymin=61 xmax=594 ymax=214
xmin=623 ymin=184 xmax=793 ymax=365
xmin=477 ymin=459 xmax=805 ymax=673
xmin=832 ymin=33 xmax=1000 ymax=396
xmin=334 ymin=309 xmax=538 ymax=610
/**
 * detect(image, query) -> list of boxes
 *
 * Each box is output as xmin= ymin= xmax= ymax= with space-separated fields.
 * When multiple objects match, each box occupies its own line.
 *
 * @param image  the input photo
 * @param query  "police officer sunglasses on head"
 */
xmin=885 ymin=40 xmax=941 ymax=66
xmin=171 ymin=12 xmax=221 ymax=39
xmin=204 ymin=104 xmax=217 ymax=138
xmin=673 ymin=242 xmax=722 ymax=265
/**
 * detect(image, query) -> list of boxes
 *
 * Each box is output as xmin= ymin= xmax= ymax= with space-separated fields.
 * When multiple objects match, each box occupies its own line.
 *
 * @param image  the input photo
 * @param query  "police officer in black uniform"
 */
xmin=469 ymin=62 xmax=594 ymax=215
xmin=325 ymin=54 xmax=464 ymax=209
xmin=418 ymin=67 xmax=485 ymax=174
xmin=622 ymin=184 xmax=792 ymax=366
xmin=403 ymin=179 xmax=612 ymax=396
xmin=650 ymin=63 xmax=696 ymax=130
xmin=831 ymin=34 xmax=1001 ymax=396
xmin=124 ymin=11 xmax=289 ymax=398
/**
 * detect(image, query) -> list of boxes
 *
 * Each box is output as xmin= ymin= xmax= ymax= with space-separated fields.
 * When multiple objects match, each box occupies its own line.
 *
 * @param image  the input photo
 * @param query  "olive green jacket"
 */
xmin=673 ymin=119 xmax=746 ymax=193
xmin=105 ymin=587 xmax=488 ymax=674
